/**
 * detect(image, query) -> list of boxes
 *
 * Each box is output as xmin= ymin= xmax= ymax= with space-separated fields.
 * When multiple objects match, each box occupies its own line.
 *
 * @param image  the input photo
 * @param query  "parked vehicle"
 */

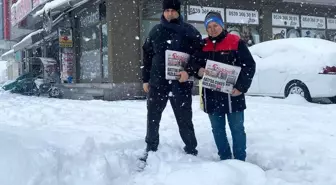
xmin=2 ymin=57 xmax=63 ymax=98
xmin=247 ymin=38 xmax=336 ymax=103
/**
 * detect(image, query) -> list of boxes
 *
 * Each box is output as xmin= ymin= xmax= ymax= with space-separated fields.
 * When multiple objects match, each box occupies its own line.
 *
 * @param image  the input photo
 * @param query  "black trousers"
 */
xmin=145 ymin=83 xmax=197 ymax=152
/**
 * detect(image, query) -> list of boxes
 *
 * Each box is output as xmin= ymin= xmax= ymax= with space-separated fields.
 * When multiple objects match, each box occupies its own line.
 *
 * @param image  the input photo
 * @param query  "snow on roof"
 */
xmin=249 ymin=38 xmax=336 ymax=58
xmin=249 ymin=38 xmax=336 ymax=74
xmin=1 ymin=49 xmax=14 ymax=58
xmin=13 ymin=29 xmax=44 ymax=51
xmin=34 ymin=0 xmax=89 ymax=17
xmin=34 ymin=0 xmax=70 ymax=17
xmin=39 ymin=57 xmax=57 ymax=65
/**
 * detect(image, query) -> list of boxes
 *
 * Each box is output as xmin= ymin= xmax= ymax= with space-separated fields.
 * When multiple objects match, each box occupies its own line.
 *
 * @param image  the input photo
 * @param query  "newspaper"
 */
xmin=165 ymin=50 xmax=193 ymax=81
xmin=201 ymin=59 xmax=241 ymax=93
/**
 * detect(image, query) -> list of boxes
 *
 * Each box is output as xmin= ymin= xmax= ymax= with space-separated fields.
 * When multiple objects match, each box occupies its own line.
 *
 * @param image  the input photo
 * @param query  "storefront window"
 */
xmin=77 ymin=3 xmax=107 ymax=83
xmin=301 ymin=29 xmax=326 ymax=39
xmin=79 ymin=23 xmax=101 ymax=82
xmin=102 ymin=23 xmax=108 ymax=79
xmin=327 ymin=30 xmax=336 ymax=42
xmin=189 ymin=23 xmax=208 ymax=38
xmin=272 ymin=28 xmax=301 ymax=39
xmin=227 ymin=25 xmax=260 ymax=46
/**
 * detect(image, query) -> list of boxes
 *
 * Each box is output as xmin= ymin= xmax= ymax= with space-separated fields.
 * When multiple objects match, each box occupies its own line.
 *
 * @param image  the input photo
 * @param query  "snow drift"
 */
xmin=249 ymin=38 xmax=336 ymax=74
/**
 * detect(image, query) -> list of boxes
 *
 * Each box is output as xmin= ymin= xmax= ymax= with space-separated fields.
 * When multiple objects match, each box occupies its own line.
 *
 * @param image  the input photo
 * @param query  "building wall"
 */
xmin=108 ymin=0 xmax=141 ymax=84
xmin=104 ymin=0 xmax=143 ymax=100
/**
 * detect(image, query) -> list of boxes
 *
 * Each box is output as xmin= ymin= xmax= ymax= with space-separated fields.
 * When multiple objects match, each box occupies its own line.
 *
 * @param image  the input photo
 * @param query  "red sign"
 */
xmin=11 ymin=0 xmax=32 ymax=26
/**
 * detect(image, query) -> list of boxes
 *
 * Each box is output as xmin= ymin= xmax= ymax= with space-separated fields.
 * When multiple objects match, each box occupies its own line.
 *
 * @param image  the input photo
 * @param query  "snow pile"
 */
xmin=283 ymin=94 xmax=311 ymax=104
xmin=0 ymin=62 xmax=7 ymax=83
xmin=0 ymin=92 xmax=336 ymax=185
xmin=35 ymin=0 xmax=70 ymax=16
xmin=249 ymin=38 xmax=336 ymax=74
xmin=0 ymin=132 xmax=114 ymax=185
xmin=112 ymin=147 xmax=266 ymax=185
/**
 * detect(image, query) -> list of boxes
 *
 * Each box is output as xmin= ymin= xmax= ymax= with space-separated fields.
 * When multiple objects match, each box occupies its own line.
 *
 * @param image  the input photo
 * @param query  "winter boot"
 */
xmin=139 ymin=146 xmax=157 ymax=162
xmin=184 ymin=146 xmax=198 ymax=156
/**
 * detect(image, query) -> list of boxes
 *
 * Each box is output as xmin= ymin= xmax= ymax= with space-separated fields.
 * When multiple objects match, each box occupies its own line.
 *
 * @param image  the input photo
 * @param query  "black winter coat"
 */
xmin=188 ymin=31 xmax=256 ymax=114
xmin=142 ymin=15 xmax=203 ymax=87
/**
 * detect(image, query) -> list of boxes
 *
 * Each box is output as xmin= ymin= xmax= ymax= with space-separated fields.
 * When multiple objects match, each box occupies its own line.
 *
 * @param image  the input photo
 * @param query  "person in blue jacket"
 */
xmin=187 ymin=12 xmax=256 ymax=161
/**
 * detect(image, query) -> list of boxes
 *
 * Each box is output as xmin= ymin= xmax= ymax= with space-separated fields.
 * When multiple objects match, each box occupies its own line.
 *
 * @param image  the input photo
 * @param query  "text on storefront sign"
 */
xmin=226 ymin=9 xmax=259 ymax=25
xmin=228 ymin=11 xmax=257 ymax=18
xmin=327 ymin=18 xmax=336 ymax=30
xmin=189 ymin=7 xmax=221 ymax=15
xmin=272 ymin=13 xmax=299 ymax=27
xmin=80 ymin=7 xmax=100 ymax=27
xmin=187 ymin=6 xmax=224 ymax=22
xmin=301 ymin=15 xmax=325 ymax=29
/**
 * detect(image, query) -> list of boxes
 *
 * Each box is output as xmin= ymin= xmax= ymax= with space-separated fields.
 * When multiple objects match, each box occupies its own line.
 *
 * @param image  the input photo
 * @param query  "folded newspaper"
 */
xmin=201 ymin=59 xmax=241 ymax=94
xmin=165 ymin=50 xmax=193 ymax=81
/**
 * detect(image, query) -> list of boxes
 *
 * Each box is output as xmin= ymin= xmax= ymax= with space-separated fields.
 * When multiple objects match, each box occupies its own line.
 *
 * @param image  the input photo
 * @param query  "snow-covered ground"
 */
xmin=0 ymin=90 xmax=335 ymax=185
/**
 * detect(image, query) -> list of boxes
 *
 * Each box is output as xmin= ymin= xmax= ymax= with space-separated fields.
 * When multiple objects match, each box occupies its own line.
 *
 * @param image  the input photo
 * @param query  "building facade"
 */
xmin=1 ymin=0 xmax=336 ymax=100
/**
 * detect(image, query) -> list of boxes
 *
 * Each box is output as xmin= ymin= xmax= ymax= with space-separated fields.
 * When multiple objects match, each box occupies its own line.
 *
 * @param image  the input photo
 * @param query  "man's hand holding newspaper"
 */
xmin=177 ymin=71 xmax=189 ymax=83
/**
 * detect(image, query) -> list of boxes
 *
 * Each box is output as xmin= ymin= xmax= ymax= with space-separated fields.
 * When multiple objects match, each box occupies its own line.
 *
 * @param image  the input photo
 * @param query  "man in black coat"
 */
xmin=141 ymin=0 xmax=202 ymax=160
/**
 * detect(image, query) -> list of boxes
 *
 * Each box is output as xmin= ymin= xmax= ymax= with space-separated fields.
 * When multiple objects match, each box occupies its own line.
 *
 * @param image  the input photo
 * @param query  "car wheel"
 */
xmin=285 ymin=81 xmax=312 ymax=102
xmin=49 ymin=88 xmax=61 ymax=98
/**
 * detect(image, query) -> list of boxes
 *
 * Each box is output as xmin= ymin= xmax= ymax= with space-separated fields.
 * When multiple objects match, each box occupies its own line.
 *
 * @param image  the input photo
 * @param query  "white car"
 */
xmin=247 ymin=38 xmax=336 ymax=103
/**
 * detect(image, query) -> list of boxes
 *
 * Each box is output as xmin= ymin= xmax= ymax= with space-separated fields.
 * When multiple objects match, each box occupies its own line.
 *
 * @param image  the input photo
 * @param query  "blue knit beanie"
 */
xmin=204 ymin=12 xmax=225 ymax=28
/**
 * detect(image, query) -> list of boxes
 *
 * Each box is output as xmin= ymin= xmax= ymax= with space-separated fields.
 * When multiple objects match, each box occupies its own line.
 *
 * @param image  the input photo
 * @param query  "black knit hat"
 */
xmin=162 ymin=0 xmax=181 ymax=12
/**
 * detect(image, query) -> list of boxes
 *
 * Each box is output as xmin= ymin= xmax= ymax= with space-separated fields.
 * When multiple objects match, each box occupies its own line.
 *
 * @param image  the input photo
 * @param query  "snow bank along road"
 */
xmin=0 ymin=91 xmax=335 ymax=185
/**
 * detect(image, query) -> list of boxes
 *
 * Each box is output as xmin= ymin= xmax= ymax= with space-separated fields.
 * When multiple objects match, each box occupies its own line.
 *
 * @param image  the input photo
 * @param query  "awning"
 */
xmin=34 ymin=0 xmax=88 ymax=17
xmin=1 ymin=49 xmax=14 ymax=60
xmin=13 ymin=29 xmax=45 ymax=52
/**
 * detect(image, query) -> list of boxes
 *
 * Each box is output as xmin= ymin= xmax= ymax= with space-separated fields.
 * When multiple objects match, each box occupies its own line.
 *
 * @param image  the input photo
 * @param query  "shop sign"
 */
xmin=226 ymin=9 xmax=259 ymax=25
xmin=327 ymin=18 xmax=336 ymax=30
xmin=11 ymin=0 xmax=33 ymax=26
xmin=301 ymin=15 xmax=325 ymax=29
xmin=187 ymin=5 xmax=224 ymax=22
xmin=58 ymin=27 xmax=73 ymax=48
xmin=14 ymin=51 xmax=22 ymax=62
xmin=61 ymin=48 xmax=74 ymax=82
xmin=272 ymin=13 xmax=299 ymax=27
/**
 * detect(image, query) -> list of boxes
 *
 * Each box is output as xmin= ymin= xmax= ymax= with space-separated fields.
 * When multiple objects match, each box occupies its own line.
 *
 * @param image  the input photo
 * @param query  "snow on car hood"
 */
xmin=249 ymin=38 xmax=336 ymax=74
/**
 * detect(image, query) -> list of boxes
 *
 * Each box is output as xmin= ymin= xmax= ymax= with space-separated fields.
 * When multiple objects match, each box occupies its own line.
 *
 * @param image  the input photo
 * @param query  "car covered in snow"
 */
xmin=247 ymin=38 xmax=336 ymax=103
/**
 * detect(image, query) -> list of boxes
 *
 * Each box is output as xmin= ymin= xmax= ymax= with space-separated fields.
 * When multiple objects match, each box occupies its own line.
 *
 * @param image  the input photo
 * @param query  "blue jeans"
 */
xmin=208 ymin=111 xmax=246 ymax=161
